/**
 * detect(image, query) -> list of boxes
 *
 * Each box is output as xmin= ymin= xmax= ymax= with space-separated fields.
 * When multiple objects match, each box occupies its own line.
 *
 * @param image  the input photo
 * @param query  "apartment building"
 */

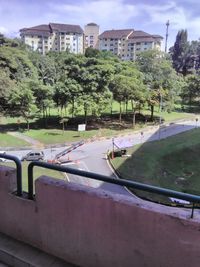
xmin=20 ymin=23 xmax=84 ymax=54
xmin=84 ymin=22 xmax=99 ymax=50
xmin=99 ymin=29 xmax=163 ymax=60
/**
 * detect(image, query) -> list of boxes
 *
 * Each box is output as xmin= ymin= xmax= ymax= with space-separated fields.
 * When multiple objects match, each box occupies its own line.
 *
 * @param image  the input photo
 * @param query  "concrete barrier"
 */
xmin=0 ymin=166 xmax=200 ymax=267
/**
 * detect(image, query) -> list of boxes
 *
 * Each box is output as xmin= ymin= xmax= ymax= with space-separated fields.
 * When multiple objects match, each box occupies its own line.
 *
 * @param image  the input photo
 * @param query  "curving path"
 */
xmin=6 ymin=118 xmax=200 ymax=196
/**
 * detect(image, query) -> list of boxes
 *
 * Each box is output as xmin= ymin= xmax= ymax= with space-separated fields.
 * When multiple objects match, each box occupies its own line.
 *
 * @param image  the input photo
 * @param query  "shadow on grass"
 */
xmin=107 ymin=122 xmax=200 ymax=207
xmin=0 ymin=112 xmax=163 ymax=135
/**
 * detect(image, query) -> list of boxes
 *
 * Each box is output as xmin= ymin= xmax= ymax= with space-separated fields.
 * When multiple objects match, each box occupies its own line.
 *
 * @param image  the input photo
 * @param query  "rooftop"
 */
xmin=99 ymin=29 xmax=134 ymax=39
xmin=20 ymin=23 xmax=83 ymax=35
xmin=49 ymin=23 xmax=83 ymax=34
xmin=86 ymin=22 xmax=98 ymax=26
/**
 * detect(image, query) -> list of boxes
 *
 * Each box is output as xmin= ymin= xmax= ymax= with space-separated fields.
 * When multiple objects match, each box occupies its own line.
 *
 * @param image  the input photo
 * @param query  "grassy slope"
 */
xmin=111 ymin=128 xmax=200 ymax=202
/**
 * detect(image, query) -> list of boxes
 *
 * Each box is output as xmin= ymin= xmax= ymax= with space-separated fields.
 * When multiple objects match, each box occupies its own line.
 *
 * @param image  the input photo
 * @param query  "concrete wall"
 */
xmin=0 ymin=166 xmax=200 ymax=267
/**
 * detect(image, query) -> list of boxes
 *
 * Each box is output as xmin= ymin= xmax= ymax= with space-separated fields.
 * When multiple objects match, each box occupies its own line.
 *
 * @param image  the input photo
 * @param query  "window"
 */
xmin=136 ymin=42 xmax=141 ymax=45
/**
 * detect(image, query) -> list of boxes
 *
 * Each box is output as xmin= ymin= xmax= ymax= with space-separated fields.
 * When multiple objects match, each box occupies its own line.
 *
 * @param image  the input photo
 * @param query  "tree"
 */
xmin=181 ymin=75 xmax=200 ymax=109
xmin=85 ymin=47 xmax=99 ymax=58
xmin=0 ymin=69 xmax=16 ymax=113
xmin=29 ymin=52 xmax=57 ymax=85
xmin=8 ymin=80 xmax=38 ymax=130
xmin=0 ymin=46 xmax=38 ymax=81
xmin=169 ymin=30 xmax=194 ymax=76
xmin=136 ymin=50 xmax=182 ymax=120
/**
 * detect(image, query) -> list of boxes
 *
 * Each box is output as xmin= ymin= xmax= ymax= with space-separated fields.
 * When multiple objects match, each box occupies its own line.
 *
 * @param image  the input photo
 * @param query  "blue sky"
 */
xmin=0 ymin=0 xmax=200 ymax=50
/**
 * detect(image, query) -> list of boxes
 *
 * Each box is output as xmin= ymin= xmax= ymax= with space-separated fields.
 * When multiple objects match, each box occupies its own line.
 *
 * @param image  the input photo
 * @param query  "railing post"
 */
xmin=28 ymin=162 xmax=34 ymax=200
xmin=15 ymin=158 xmax=22 ymax=197
xmin=0 ymin=154 xmax=22 ymax=197
xmin=191 ymin=203 xmax=195 ymax=219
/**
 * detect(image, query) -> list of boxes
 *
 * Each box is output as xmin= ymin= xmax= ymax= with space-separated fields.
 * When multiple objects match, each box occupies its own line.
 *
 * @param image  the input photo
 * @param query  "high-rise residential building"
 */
xmin=20 ymin=23 xmax=84 ymax=54
xmin=84 ymin=22 xmax=99 ymax=50
xmin=99 ymin=29 xmax=163 ymax=60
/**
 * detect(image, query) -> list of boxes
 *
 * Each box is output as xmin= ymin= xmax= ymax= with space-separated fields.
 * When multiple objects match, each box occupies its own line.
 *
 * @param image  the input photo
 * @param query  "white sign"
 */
xmin=78 ymin=124 xmax=86 ymax=132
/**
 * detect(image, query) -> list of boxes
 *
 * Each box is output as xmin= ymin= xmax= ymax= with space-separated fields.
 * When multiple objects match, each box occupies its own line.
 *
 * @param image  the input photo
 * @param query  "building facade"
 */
xmin=99 ymin=29 xmax=163 ymax=60
xmin=20 ymin=23 xmax=84 ymax=54
xmin=84 ymin=22 xmax=99 ymax=50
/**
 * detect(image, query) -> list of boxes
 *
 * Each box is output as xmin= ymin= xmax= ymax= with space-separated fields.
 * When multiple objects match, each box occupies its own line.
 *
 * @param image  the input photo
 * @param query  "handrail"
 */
xmin=28 ymin=162 xmax=200 ymax=207
xmin=0 ymin=153 xmax=22 ymax=196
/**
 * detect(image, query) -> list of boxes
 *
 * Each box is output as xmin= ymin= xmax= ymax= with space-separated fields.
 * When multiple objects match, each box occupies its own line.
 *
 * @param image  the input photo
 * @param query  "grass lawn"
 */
xmin=0 ymin=133 xmax=30 ymax=147
xmin=0 ymin=161 xmax=66 ymax=192
xmin=23 ymin=126 xmax=145 ymax=144
xmin=111 ymin=128 xmax=200 ymax=204
xmin=142 ymin=108 xmax=195 ymax=122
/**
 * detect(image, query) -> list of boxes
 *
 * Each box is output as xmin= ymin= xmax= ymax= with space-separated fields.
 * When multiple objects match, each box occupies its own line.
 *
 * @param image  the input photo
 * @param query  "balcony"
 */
xmin=0 ymin=155 xmax=199 ymax=267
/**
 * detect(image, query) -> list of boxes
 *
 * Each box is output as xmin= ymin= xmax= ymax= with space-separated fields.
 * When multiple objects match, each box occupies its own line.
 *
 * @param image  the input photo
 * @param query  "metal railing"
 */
xmin=0 ymin=153 xmax=22 ymax=196
xmin=28 ymin=161 xmax=200 ymax=218
xmin=0 ymin=154 xmax=200 ymax=218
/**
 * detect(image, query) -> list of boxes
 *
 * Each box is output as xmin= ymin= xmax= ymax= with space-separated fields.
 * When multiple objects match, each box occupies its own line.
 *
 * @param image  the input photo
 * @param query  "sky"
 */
xmin=0 ymin=0 xmax=200 ymax=50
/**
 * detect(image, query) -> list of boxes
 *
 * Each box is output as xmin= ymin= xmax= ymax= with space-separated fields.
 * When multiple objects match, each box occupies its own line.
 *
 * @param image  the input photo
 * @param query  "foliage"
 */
xmin=136 ymin=49 xmax=184 ymax=119
xmin=170 ymin=30 xmax=200 ymax=76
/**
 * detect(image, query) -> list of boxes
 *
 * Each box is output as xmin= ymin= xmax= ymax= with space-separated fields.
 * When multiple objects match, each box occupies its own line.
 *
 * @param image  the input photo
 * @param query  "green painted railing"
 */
xmin=28 ymin=161 xmax=200 ymax=218
xmin=0 ymin=153 xmax=22 ymax=196
xmin=0 ymin=154 xmax=199 ymax=218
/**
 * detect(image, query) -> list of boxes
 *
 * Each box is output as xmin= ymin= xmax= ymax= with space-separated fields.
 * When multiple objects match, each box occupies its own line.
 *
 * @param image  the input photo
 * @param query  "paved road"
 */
xmin=3 ymin=119 xmax=200 ymax=196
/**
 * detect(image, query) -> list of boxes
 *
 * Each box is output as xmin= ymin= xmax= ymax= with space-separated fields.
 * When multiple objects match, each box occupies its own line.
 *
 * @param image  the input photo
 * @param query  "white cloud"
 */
xmin=134 ymin=1 xmax=200 ymax=40
xmin=48 ymin=0 xmax=141 ymax=30
xmin=0 ymin=26 xmax=8 ymax=34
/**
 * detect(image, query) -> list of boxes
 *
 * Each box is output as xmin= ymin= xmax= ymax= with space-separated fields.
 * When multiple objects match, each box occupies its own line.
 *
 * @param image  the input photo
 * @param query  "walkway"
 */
xmin=7 ymin=131 xmax=44 ymax=148
xmin=0 ymin=232 xmax=78 ymax=267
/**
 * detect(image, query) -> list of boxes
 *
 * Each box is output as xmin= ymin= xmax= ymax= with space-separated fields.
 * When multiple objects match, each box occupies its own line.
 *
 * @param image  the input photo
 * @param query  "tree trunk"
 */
xmin=25 ymin=118 xmax=30 ymax=131
xmin=150 ymin=105 xmax=154 ymax=121
xmin=131 ymin=100 xmax=136 ymax=128
xmin=72 ymin=98 xmax=75 ymax=118
xmin=125 ymin=100 xmax=128 ymax=115
xmin=138 ymin=103 xmax=141 ymax=114
xmin=84 ymin=105 xmax=88 ymax=126
xmin=110 ymin=100 xmax=113 ymax=117
xmin=119 ymin=102 xmax=122 ymax=123
xmin=62 ymin=122 xmax=65 ymax=134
